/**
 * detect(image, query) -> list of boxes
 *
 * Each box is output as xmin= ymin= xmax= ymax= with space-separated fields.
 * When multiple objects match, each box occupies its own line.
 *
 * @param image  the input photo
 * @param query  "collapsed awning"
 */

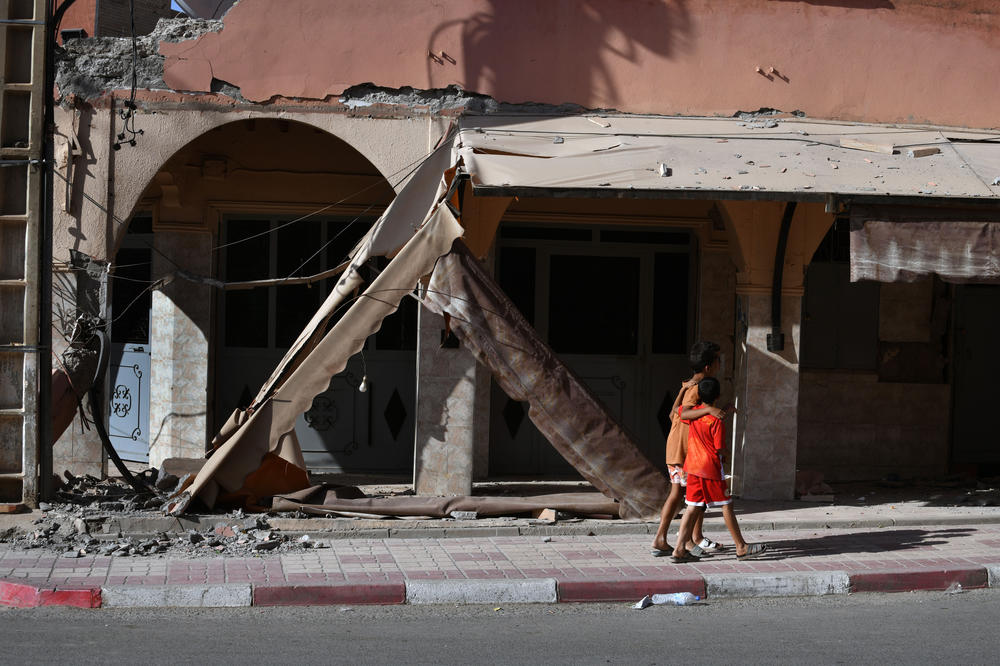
xmin=168 ymin=115 xmax=1000 ymax=517
xmin=850 ymin=205 xmax=1000 ymax=283
xmin=168 ymin=126 xmax=667 ymax=519
xmin=456 ymin=115 xmax=1000 ymax=203
xmin=423 ymin=240 xmax=667 ymax=519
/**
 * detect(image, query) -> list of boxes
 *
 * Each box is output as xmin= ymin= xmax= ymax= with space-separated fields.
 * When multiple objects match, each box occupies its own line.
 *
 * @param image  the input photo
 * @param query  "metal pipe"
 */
xmin=766 ymin=202 xmax=797 ymax=353
xmin=40 ymin=0 xmax=81 ymax=500
xmin=36 ymin=0 xmax=55 ymax=501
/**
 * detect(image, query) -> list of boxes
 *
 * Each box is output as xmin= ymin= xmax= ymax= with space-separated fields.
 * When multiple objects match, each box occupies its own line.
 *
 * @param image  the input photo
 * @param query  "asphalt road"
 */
xmin=2 ymin=590 xmax=997 ymax=665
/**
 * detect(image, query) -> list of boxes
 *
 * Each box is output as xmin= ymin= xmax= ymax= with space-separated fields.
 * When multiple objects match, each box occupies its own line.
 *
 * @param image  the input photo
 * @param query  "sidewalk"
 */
xmin=3 ymin=522 xmax=1000 ymax=608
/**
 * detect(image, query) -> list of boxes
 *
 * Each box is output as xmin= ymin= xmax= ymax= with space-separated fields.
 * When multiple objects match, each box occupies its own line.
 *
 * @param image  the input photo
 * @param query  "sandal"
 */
xmin=688 ymin=544 xmax=711 ymax=558
xmin=671 ymin=552 xmax=702 ymax=564
xmin=650 ymin=547 xmax=673 ymax=557
xmin=698 ymin=538 xmax=725 ymax=552
xmin=736 ymin=543 xmax=768 ymax=560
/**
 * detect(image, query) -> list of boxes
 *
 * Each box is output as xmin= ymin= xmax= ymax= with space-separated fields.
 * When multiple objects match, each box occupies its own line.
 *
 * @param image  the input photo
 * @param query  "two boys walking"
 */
xmin=651 ymin=341 xmax=767 ymax=563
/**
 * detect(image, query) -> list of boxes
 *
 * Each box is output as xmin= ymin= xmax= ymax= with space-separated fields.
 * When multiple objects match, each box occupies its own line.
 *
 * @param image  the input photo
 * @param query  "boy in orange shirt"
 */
xmin=671 ymin=376 xmax=767 ymax=563
xmin=651 ymin=341 xmax=726 ymax=557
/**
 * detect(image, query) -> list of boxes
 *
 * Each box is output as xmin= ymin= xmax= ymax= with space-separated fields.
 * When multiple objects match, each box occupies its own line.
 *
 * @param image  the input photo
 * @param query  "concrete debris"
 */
xmin=733 ymin=108 xmax=805 ymax=122
xmin=56 ymin=18 xmax=223 ymax=99
xmin=0 ymin=470 xmax=323 ymax=558
xmin=155 ymin=467 xmax=181 ymax=490
xmin=907 ymin=147 xmax=941 ymax=158
xmin=338 ymin=83 xmax=597 ymax=116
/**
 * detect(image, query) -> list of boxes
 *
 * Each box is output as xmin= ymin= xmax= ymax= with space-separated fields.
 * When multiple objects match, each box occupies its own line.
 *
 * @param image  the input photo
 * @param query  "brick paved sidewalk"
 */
xmin=2 ymin=524 xmax=999 ymax=608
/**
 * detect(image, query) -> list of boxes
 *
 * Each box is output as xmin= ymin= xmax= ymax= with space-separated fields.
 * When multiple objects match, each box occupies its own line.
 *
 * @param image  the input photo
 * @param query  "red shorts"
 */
xmin=685 ymin=474 xmax=731 ymax=508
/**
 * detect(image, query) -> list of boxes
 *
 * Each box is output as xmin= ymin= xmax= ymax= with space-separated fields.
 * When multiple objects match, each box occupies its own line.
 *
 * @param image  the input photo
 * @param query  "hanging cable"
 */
xmin=112 ymin=0 xmax=143 ymax=151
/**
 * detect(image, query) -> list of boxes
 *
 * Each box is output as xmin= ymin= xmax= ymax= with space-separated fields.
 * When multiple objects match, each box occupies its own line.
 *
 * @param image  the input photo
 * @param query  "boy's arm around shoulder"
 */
xmin=710 ymin=416 xmax=726 ymax=454
xmin=670 ymin=378 xmax=698 ymax=417
xmin=680 ymin=405 xmax=725 ymax=421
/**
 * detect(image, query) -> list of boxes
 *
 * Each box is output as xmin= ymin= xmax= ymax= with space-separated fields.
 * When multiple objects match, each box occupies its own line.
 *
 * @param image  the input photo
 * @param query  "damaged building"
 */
xmin=2 ymin=0 xmax=999 ymax=515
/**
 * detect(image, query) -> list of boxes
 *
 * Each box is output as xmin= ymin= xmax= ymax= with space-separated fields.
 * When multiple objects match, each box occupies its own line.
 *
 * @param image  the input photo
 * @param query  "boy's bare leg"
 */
xmin=721 ymin=503 xmax=751 ymax=556
xmin=672 ymin=505 xmax=704 ymax=558
xmin=651 ymin=483 xmax=684 ymax=551
xmin=691 ymin=511 xmax=707 ymax=548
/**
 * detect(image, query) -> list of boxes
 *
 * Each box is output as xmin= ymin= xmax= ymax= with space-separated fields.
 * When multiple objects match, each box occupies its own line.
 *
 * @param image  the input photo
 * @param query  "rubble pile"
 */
xmin=0 ymin=471 xmax=324 ymax=558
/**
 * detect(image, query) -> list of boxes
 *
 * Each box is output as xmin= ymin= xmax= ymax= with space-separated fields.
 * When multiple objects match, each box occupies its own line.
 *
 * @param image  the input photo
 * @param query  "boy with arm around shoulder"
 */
xmin=651 ymin=341 xmax=726 ymax=556
xmin=671 ymin=376 xmax=768 ymax=563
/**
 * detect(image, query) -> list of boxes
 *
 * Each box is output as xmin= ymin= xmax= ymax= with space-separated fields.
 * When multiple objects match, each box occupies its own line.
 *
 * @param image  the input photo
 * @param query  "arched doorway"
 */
xmin=127 ymin=118 xmax=417 ymax=472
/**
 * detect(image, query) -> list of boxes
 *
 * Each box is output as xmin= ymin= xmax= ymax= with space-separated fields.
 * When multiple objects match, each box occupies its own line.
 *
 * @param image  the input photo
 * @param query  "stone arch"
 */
xmin=107 ymin=109 xmax=437 ymax=251
xmin=98 ymin=113 xmax=431 ymax=469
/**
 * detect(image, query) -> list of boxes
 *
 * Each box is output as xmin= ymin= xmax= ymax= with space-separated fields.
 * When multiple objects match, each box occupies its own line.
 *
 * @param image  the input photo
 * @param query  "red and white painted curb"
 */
xmin=3 ymin=565 xmax=998 ymax=608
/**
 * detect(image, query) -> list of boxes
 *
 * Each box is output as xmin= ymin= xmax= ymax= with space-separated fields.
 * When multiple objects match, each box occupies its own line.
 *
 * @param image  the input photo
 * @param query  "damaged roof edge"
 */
xmin=55 ymin=18 xmax=224 ymax=100
xmin=471 ymin=185 xmax=1000 ymax=210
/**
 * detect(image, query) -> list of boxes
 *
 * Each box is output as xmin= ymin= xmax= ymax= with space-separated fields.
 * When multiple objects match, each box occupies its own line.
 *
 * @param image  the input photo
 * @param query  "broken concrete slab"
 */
xmin=56 ymin=18 xmax=223 ymax=99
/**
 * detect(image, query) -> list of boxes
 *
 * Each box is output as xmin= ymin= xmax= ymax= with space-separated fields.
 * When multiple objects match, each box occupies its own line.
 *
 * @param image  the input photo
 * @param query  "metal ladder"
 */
xmin=0 ymin=0 xmax=45 ymax=506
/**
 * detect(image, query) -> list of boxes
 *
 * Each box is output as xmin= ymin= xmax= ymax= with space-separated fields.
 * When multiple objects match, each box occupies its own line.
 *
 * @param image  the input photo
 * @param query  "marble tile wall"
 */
xmin=732 ymin=292 xmax=801 ymax=500
xmin=412 ymin=307 xmax=491 ymax=496
xmin=148 ymin=231 xmax=213 ymax=468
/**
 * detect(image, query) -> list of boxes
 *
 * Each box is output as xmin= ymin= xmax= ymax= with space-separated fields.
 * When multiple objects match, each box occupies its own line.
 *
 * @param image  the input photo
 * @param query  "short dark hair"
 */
xmin=698 ymin=377 xmax=721 ymax=405
xmin=688 ymin=340 xmax=720 ymax=372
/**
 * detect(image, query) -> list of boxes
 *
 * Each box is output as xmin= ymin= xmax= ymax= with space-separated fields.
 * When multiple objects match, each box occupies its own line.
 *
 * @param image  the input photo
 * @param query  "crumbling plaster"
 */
xmin=53 ymin=100 xmax=444 ymax=262
xmin=154 ymin=0 xmax=1000 ymax=128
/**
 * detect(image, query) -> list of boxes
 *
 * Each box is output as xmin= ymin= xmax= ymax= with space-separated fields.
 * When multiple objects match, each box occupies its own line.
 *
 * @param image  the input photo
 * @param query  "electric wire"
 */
xmin=210 ymin=147 xmax=435 ymax=253
xmin=45 ymin=137 xmax=444 ymax=285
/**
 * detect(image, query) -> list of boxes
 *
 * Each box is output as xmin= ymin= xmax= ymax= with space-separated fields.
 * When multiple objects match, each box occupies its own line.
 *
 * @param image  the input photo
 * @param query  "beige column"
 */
xmin=719 ymin=201 xmax=832 ymax=500
xmin=148 ymin=226 xmax=213 ymax=468
xmin=413 ymin=305 xmax=491 ymax=495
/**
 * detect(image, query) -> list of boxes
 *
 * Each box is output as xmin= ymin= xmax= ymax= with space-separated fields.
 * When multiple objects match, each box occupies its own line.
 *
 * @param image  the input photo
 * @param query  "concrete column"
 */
xmin=413 ymin=306 xmax=490 ymax=495
xmin=732 ymin=291 xmax=802 ymax=500
xmin=148 ymin=230 xmax=213 ymax=468
xmin=719 ymin=201 xmax=831 ymax=501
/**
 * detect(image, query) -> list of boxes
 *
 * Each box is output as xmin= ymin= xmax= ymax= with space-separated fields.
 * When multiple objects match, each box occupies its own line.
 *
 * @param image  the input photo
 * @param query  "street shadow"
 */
xmin=428 ymin=0 xmax=692 ymax=109
xmin=749 ymin=527 xmax=975 ymax=561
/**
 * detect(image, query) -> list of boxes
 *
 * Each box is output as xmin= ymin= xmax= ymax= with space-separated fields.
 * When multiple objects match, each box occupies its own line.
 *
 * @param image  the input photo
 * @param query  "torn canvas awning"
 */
xmin=850 ymin=205 xmax=1000 ymax=283
xmin=168 ymin=203 xmax=466 ymax=513
xmin=456 ymin=116 xmax=1000 ymax=201
xmin=421 ymin=240 xmax=668 ymax=520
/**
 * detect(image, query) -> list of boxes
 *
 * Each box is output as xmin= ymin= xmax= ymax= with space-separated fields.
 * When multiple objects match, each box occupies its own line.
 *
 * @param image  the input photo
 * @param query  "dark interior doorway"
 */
xmin=951 ymin=284 xmax=1000 ymax=473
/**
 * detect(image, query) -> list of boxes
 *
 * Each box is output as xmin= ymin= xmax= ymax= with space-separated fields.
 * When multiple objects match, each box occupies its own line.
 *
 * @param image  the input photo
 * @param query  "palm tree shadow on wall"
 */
xmin=427 ymin=0 xmax=693 ymax=110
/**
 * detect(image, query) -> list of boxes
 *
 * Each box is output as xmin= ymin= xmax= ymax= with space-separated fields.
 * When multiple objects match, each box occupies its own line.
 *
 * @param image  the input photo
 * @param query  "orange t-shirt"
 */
xmin=664 ymin=383 xmax=700 ymax=465
xmin=682 ymin=404 xmax=724 ymax=480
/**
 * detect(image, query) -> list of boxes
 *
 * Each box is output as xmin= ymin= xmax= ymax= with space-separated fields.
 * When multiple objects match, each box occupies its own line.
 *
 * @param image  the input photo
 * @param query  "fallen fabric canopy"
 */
xmin=421 ymin=240 xmax=668 ymax=520
xmin=850 ymin=205 xmax=1000 ymax=283
xmin=167 ymin=205 xmax=466 ymax=514
xmin=250 ymin=133 xmax=459 ymax=409
xmin=273 ymin=486 xmax=620 ymax=519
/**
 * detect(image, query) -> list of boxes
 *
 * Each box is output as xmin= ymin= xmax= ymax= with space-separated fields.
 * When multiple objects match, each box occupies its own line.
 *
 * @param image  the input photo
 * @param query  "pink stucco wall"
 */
xmin=160 ymin=0 xmax=1000 ymax=128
